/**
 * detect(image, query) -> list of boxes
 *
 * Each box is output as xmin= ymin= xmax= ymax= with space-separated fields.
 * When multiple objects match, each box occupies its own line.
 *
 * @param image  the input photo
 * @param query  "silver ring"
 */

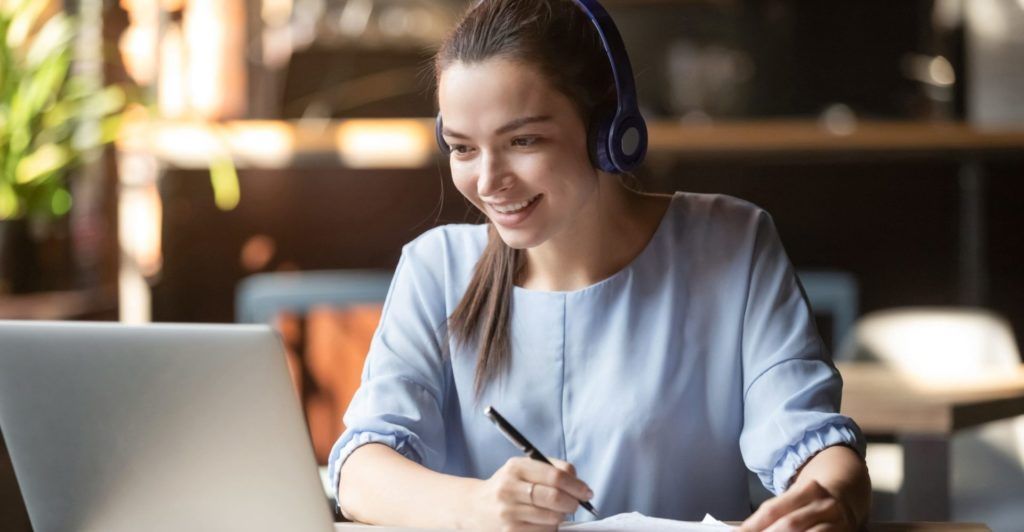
xmin=527 ymin=482 xmax=536 ymax=504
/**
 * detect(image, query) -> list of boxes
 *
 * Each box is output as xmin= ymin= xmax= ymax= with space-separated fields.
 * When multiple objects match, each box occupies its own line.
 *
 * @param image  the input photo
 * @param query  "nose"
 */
xmin=477 ymin=151 xmax=514 ymax=197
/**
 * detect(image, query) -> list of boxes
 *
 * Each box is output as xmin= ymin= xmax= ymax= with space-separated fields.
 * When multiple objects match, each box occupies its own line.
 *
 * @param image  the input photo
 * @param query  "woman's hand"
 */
xmin=738 ymin=479 xmax=858 ymax=532
xmin=463 ymin=456 xmax=594 ymax=531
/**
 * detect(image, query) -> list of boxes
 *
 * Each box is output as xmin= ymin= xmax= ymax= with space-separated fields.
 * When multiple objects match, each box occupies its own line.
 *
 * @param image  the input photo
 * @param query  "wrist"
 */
xmin=451 ymin=477 xmax=485 ymax=530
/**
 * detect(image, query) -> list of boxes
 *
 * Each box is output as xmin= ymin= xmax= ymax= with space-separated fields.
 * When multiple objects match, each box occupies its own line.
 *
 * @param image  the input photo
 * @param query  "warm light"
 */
xmin=335 ymin=119 xmax=433 ymax=168
xmin=240 ymin=235 xmax=277 ymax=271
xmin=149 ymin=122 xmax=225 ymax=165
xmin=928 ymin=56 xmax=956 ymax=87
xmin=261 ymin=0 xmax=293 ymax=26
xmin=223 ymin=122 xmax=295 ymax=167
xmin=118 ymin=0 xmax=159 ymax=85
xmin=967 ymin=0 xmax=1009 ymax=40
xmin=183 ymin=0 xmax=247 ymax=119
xmin=118 ymin=179 xmax=163 ymax=279
xmin=158 ymin=24 xmax=187 ymax=118
xmin=819 ymin=103 xmax=857 ymax=136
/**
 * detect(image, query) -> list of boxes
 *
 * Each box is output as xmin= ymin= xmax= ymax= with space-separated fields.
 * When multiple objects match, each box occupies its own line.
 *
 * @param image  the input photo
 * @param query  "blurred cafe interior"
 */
xmin=1 ymin=0 xmax=1024 ymax=530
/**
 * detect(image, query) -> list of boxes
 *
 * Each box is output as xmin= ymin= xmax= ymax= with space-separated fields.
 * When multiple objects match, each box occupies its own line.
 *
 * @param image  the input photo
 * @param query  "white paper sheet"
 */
xmin=559 ymin=511 xmax=733 ymax=531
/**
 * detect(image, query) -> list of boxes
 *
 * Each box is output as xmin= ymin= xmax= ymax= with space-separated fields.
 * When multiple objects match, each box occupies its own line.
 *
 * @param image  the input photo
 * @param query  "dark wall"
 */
xmin=153 ymin=156 xmax=1024 ymax=351
xmin=152 ymin=166 xmax=475 ymax=323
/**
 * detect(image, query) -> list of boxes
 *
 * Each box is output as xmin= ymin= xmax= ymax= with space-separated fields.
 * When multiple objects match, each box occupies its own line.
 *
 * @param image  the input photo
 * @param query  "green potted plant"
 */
xmin=0 ymin=1 xmax=124 ymax=294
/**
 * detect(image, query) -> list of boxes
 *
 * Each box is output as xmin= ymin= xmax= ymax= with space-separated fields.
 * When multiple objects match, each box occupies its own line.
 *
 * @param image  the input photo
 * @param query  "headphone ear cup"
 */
xmin=588 ymin=106 xmax=618 ymax=173
xmin=435 ymin=114 xmax=450 ymax=154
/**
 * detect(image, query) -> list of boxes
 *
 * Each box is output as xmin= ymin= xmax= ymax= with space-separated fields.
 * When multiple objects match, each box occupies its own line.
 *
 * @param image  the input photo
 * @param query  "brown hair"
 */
xmin=437 ymin=0 xmax=616 ymax=396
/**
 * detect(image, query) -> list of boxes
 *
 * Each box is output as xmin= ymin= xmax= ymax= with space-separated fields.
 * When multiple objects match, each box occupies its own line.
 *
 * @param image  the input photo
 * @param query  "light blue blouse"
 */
xmin=327 ymin=192 xmax=865 ymax=522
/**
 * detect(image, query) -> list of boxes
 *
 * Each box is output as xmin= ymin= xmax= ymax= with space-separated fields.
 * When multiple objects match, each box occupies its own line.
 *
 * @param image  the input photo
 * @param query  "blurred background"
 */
xmin=1 ymin=0 xmax=1023 ymax=530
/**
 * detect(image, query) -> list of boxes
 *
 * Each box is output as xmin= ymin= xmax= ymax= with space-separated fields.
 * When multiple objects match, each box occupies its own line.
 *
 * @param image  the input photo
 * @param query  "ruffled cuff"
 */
xmin=765 ymin=419 xmax=866 ymax=495
xmin=327 ymin=429 xmax=428 ymax=508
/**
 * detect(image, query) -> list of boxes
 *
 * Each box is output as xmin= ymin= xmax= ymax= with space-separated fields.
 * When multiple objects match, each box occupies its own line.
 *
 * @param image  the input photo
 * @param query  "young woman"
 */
xmin=328 ymin=0 xmax=870 ymax=530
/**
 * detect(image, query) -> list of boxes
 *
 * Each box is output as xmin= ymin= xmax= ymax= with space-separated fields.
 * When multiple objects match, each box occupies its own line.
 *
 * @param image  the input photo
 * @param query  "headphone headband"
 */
xmin=571 ymin=0 xmax=637 ymax=114
xmin=436 ymin=0 xmax=647 ymax=173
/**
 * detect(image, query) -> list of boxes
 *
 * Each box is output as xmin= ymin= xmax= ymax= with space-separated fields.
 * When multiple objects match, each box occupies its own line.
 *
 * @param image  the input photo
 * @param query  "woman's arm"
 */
xmin=338 ymin=443 xmax=593 ymax=530
xmin=739 ymin=445 xmax=871 ymax=531
xmin=338 ymin=443 xmax=479 ymax=528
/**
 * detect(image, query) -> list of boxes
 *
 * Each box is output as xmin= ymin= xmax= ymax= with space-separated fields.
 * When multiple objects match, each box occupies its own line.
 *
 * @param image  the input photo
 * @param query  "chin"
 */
xmin=492 ymin=227 xmax=544 ymax=250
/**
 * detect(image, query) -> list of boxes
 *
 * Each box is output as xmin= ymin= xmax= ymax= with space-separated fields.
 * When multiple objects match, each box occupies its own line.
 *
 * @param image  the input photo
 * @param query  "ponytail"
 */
xmin=448 ymin=224 xmax=521 ymax=397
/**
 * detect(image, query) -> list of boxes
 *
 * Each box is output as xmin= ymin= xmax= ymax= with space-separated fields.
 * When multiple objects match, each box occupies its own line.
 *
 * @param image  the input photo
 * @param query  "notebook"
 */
xmin=560 ymin=512 xmax=733 ymax=531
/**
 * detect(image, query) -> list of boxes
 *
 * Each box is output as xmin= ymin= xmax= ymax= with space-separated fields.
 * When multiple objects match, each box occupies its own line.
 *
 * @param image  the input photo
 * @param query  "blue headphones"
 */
xmin=435 ymin=0 xmax=648 ymax=174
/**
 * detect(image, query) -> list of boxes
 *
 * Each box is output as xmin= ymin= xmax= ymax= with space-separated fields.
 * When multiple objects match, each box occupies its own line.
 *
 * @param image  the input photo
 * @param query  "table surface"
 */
xmin=334 ymin=522 xmax=991 ymax=531
xmin=836 ymin=362 xmax=1024 ymax=434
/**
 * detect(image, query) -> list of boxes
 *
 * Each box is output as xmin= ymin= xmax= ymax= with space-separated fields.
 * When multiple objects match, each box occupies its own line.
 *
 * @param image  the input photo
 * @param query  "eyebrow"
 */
xmin=442 ymin=115 xmax=553 ymax=140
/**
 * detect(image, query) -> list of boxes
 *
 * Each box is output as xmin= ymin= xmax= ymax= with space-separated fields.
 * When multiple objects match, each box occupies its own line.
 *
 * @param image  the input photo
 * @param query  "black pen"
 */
xmin=484 ymin=406 xmax=599 ymax=518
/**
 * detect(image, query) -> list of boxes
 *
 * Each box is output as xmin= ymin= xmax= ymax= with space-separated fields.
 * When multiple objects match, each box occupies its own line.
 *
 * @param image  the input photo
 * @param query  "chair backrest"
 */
xmin=796 ymin=269 xmax=859 ymax=355
xmin=235 ymin=270 xmax=393 ymax=464
xmin=236 ymin=270 xmax=393 ymax=324
xmin=836 ymin=306 xmax=1022 ymax=377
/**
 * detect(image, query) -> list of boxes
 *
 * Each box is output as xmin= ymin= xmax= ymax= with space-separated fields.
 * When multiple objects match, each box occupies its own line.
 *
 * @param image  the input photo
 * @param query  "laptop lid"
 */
xmin=0 ymin=320 xmax=334 ymax=532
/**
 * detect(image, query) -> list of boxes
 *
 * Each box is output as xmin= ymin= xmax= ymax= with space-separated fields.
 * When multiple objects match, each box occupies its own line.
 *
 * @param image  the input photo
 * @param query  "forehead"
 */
xmin=438 ymin=58 xmax=574 ymax=132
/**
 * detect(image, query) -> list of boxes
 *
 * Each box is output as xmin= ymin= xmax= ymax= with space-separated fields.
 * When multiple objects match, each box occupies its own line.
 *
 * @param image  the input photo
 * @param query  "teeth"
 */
xmin=492 ymin=196 xmax=537 ymax=214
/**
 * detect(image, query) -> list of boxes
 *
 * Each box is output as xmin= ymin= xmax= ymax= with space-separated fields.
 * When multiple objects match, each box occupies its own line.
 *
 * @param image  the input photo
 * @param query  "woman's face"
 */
xmin=438 ymin=57 xmax=598 ymax=250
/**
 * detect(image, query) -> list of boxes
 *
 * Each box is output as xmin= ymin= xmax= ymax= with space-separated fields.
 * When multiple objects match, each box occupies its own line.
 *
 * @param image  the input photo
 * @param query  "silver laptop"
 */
xmin=0 ymin=320 xmax=335 ymax=532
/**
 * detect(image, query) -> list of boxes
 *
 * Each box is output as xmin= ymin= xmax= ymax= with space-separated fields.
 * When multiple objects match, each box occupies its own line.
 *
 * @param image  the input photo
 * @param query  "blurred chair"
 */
xmin=837 ymin=306 xmax=1020 ymax=373
xmin=796 ymin=269 xmax=859 ymax=356
xmin=836 ymin=307 xmax=1024 ymax=528
xmin=236 ymin=270 xmax=392 ymax=325
xmin=236 ymin=270 xmax=392 ymax=465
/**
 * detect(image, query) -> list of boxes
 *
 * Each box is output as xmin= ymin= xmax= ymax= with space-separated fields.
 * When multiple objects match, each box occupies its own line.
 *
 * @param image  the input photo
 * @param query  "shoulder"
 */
xmin=397 ymin=223 xmax=488 ymax=295
xmin=667 ymin=191 xmax=773 ymax=245
xmin=672 ymin=191 xmax=768 ymax=225
xmin=402 ymin=223 xmax=488 ymax=264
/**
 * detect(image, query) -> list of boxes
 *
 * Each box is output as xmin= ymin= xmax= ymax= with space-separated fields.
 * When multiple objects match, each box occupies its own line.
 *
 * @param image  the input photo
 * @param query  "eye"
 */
xmin=449 ymin=144 xmax=475 ymax=157
xmin=511 ymin=136 xmax=540 ymax=148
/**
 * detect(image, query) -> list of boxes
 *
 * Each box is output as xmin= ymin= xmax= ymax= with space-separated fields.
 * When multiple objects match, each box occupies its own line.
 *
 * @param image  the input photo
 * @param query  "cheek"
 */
xmin=451 ymin=168 xmax=480 ymax=205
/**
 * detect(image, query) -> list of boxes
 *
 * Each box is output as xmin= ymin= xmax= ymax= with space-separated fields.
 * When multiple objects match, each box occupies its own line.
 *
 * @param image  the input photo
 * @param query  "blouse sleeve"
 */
xmin=737 ymin=210 xmax=866 ymax=495
xmin=326 ymin=238 xmax=450 ymax=503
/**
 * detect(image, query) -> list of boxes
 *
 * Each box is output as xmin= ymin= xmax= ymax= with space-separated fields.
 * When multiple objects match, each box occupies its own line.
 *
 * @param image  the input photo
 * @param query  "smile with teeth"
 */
xmin=490 ymin=195 xmax=541 ymax=215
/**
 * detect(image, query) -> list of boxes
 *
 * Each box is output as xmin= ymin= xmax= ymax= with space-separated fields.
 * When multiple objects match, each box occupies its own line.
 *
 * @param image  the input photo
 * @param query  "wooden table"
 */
xmin=837 ymin=362 xmax=1024 ymax=522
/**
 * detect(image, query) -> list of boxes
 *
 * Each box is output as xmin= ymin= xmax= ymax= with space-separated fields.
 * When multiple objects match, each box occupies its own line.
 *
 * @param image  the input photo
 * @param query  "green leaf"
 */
xmin=210 ymin=157 xmax=241 ymax=211
xmin=0 ymin=4 xmax=129 ymax=221
xmin=25 ymin=12 xmax=72 ymax=68
xmin=50 ymin=185 xmax=71 ymax=216
xmin=5 ymin=0 xmax=48 ymax=51
xmin=15 ymin=142 xmax=70 ymax=184
xmin=0 ymin=180 xmax=18 ymax=219
xmin=98 ymin=111 xmax=124 ymax=144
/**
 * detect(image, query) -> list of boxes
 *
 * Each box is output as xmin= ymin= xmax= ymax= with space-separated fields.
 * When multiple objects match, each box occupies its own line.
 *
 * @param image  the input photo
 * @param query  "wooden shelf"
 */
xmin=648 ymin=120 xmax=1024 ymax=158
xmin=116 ymin=118 xmax=1024 ymax=170
xmin=0 ymin=287 xmax=117 ymax=320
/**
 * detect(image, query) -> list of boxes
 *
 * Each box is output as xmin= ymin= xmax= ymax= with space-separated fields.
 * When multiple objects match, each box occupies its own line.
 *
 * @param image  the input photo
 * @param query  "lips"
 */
xmin=486 ymin=194 xmax=542 ymax=227
xmin=489 ymin=194 xmax=541 ymax=215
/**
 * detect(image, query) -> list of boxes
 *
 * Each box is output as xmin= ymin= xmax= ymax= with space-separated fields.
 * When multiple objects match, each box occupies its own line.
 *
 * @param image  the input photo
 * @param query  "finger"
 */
xmin=739 ymin=481 xmax=831 ymax=531
xmin=763 ymin=498 xmax=843 ymax=532
xmin=512 ymin=503 xmax=567 ymax=526
xmin=513 ymin=459 xmax=592 ymax=502
xmin=548 ymin=458 xmax=577 ymax=477
xmin=528 ymin=482 xmax=580 ymax=514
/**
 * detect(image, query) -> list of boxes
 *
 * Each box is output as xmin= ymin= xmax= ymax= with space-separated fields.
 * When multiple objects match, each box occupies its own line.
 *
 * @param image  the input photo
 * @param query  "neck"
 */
xmin=519 ymin=177 xmax=666 ymax=292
